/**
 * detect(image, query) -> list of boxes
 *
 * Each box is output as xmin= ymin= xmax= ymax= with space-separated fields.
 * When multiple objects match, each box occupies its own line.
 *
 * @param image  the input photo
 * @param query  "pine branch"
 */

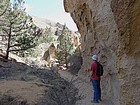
xmin=0 ymin=34 xmax=8 ymax=36
xmin=1 ymin=28 xmax=9 ymax=35
xmin=0 ymin=0 xmax=9 ymax=16
xmin=10 ymin=43 xmax=22 ymax=47
xmin=9 ymin=46 xmax=34 ymax=52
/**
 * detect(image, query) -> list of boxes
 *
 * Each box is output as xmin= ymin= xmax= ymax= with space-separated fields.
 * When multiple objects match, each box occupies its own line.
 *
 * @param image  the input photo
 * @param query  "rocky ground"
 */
xmin=0 ymin=56 xmax=79 ymax=105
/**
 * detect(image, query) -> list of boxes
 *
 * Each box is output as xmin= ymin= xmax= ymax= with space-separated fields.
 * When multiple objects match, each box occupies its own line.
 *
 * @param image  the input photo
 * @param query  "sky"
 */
xmin=24 ymin=0 xmax=78 ymax=31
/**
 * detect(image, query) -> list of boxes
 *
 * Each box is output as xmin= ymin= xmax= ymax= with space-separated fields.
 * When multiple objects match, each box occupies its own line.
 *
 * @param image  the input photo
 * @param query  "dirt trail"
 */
xmin=58 ymin=70 xmax=113 ymax=105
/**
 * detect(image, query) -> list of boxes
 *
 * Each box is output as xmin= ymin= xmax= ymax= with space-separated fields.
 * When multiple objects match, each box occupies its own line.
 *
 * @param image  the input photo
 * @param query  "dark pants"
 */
xmin=92 ymin=80 xmax=101 ymax=101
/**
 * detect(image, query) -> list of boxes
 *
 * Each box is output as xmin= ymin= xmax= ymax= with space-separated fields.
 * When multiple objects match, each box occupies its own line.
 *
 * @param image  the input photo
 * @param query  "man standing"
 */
xmin=90 ymin=54 xmax=101 ymax=103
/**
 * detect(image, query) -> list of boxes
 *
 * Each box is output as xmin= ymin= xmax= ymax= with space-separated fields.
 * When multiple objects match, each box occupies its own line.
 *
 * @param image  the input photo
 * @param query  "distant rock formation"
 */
xmin=64 ymin=0 xmax=140 ymax=105
xmin=42 ymin=43 xmax=57 ymax=67
xmin=48 ymin=43 xmax=57 ymax=61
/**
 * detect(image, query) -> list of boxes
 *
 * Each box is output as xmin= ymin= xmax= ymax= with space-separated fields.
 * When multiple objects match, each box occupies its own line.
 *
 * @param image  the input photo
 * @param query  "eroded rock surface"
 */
xmin=64 ymin=0 xmax=140 ymax=105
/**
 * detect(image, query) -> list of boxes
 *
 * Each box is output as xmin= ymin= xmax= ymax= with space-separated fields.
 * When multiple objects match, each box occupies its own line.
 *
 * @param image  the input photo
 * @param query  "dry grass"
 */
xmin=0 ymin=80 xmax=46 ymax=105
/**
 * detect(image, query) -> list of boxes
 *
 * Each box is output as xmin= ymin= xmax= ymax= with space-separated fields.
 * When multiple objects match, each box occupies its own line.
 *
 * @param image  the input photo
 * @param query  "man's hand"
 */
xmin=108 ymin=72 xmax=112 ymax=75
xmin=85 ymin=69 xmax=90 ymax=71
xmin=90 ymin=78 xmax=92 ymax=82
xmin=85 ymin=69 xmax=88 ymax=71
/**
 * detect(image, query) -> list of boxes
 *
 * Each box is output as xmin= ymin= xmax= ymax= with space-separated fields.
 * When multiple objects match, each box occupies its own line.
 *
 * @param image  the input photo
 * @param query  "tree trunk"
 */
xmin=5 ymin=24 xmax=12 ymax=59
xmin=64 ymin=39 xmax=68 ymax=68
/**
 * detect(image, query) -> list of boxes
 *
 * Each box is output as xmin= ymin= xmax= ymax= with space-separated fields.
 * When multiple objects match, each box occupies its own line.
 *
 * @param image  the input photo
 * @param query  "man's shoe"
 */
xmin=91 ymin=100 xmax=99 ymax=103
xmin=94 ymin=100 xmax=99 ymax=103
xmin=91 ymin=100 xmax=94 ymax=103
xmin=99 ymin=98 xmax=102 ymax=101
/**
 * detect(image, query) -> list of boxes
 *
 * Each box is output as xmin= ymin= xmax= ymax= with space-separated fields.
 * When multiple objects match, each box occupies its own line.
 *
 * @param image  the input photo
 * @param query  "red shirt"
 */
xmin=90 ymin=61 xmax=100 ymax=80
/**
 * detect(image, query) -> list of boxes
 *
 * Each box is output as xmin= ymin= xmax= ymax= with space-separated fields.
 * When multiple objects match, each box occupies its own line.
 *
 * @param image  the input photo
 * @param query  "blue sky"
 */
xmin=24 ymin=0 xmax=77 ymax=31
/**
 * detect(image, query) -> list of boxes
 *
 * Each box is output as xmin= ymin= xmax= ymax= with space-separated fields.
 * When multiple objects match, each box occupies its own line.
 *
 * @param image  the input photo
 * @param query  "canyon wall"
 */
xmin=64 ymin=0 xmax=140 ymax=105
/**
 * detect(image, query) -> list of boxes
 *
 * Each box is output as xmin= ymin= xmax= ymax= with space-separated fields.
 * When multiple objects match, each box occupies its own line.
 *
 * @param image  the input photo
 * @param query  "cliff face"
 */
xmin=64 ymin=0 xmax=140 ymax=105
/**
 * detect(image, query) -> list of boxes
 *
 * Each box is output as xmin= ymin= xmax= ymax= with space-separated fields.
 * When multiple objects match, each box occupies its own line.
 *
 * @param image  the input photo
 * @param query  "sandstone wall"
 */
xmin=64 ymin=0 xmax=140 ymax=105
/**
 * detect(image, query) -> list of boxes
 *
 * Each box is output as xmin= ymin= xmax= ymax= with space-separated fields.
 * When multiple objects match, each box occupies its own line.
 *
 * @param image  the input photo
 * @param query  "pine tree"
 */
xmin=56 ymin=25 xmax=74 ymax=68
xmin=0 ymin=0 xmax=41 ymax=59
xmin=37 ymin=27 xmax=53 ymax=44
xmin=0 ymin=0 xmax=24 ymax=16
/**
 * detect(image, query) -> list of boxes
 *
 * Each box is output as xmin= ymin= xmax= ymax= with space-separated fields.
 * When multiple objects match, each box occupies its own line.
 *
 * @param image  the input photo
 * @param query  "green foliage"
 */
xmin=37 ymin=27 xmax=54 ymax=44
xmin=26 ymin=48 xmax=40 ymax=57
xmin=23 ymin=27 xmax=54 ymax=58
xmin=0 ymin=0 xmax=41 ymax=58
xmin=0 ymin=0 xmax=10 ymax=16
xmin=56 ymin=25 xmax=75 ymax=67
xmin=37 ymin=35 xmax=53 ymax=44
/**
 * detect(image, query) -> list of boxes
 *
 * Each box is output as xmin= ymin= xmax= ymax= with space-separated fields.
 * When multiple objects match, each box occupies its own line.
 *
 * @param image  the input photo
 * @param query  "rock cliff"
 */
xmin=64 ymin=0 xmax=140 ymax=105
